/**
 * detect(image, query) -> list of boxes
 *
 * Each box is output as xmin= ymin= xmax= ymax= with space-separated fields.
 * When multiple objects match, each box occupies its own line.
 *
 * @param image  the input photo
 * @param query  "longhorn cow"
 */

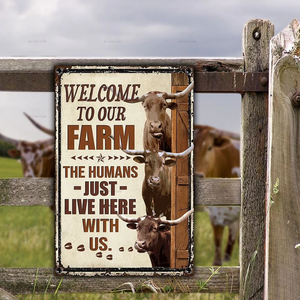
xmin=118 ymin=209 xmax=193 ymax=267
xmin=124 ymin=82 xmax=194 ymax=151
xmin=121 ymin=145 xmax=194 ymax=219
xmin=0 ymin=113 xmax=54 ymax=178
xmin=194 ymin=125 xmax=240 ymax=266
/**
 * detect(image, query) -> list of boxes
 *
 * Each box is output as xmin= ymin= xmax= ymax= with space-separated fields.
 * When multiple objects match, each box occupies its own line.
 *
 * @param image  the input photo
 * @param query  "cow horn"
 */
xmin=123 ymin=94 xmax=147 ymax=103
xmin=163 ymin=82 xmax=194 ymax=99
xmin=160 ymin=208 xmax=194 ymax=226
xmin=117 ymin=213 xmax=141 ymax=223
xmin=24 ymin=112 xmax=54 ymax=136
xmin=0 ymin=132 xmax=19 ymax=147
xmin=120 ymin=149 xmax=146 ymax=156
xmin=165 ymin=144 xmax=194 ymax=158
xmin=210 ymin=129 xmax=240 ymax=141
xmin=109 ymin=135 xmax=146 ymax=155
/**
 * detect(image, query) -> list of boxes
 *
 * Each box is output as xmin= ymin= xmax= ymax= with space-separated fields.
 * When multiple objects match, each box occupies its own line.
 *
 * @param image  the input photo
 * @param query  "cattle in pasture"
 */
xmin=0 ymin=113 xmax=54 ymax=178
xmin=121 ymin=145 xmax=194 ymax=219
xmin=118 ymin=209 xmax=193 ymax=267
xmin=194 ymin=125 xmax=240 ymax=266
xmin=124 ymin=82 xmax=194 ymax=151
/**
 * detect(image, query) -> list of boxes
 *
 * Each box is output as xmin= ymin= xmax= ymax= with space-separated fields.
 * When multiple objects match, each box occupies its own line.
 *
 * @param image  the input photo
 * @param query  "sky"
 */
xmin=0 ymin=0 xmax=299 ymax=141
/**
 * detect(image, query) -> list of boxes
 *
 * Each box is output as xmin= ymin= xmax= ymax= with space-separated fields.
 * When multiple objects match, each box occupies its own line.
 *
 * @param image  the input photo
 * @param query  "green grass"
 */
xmin=0 ymin=156 xmax=23 ymax=178
xmin=0 ymin=206 xmax=54 ymax=268
xmin=194 ymin=209 xmax=239 ymax=267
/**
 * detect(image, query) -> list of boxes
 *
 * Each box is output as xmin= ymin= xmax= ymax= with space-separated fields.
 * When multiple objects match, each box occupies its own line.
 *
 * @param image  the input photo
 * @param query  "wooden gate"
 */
xmin=0 ymin=18 xmax=299 ymax=299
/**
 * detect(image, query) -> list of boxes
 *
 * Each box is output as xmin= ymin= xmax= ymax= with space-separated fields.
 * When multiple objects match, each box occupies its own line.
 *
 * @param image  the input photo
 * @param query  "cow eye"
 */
xmin=208 ymin=146 xmax=213 ymax=151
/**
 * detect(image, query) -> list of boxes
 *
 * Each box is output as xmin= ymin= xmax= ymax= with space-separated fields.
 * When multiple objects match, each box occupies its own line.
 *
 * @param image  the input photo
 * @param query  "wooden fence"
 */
xmin=0 ymin=18 xmax=299 ymax=299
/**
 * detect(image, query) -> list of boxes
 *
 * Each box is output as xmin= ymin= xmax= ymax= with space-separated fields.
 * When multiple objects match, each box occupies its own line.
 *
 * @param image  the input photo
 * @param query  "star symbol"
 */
xmin=96 ymin=153 xmax=105 ymax=163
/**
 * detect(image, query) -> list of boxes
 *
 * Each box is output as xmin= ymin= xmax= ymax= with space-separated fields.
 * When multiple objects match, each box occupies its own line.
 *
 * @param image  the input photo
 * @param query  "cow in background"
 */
xmin=118 ymin=209 xmax=193 ymax=267
xmin=121 ymin=145 xmax=194 ymax=219
xmin=194 ymin=125 xmax=240 ymax=266
xmin=0 ymin=113 xmax=54 ymax=178
xmin=123 ymin=82 xmax=194 ymax=152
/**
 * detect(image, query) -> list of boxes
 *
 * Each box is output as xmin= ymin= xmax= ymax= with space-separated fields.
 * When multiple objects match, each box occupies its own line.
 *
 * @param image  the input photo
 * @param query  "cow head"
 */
xmin=0 ymin=113 xmax=54 ymax=178
xmin=118 ymin=209 xmax=193 ymax=253
xmin=124 ymin=82 xmax=194 ymax=141
xmin=121 ymin=144 xmax=194 ymax=189
xmin=194 ymin=125 xmax=239 ymax=178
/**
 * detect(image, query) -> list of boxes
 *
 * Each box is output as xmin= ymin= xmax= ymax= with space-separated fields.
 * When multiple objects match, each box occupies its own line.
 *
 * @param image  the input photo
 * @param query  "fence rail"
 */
xmin=0 ymin=267 xmax=239 ymax=294
xmin=0 ymin=177 xmax=241 ymax=207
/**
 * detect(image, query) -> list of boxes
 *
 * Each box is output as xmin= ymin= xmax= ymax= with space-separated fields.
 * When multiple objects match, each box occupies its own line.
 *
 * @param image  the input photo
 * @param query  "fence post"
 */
xmin=241 ymin=19 xmax=274 ymax=299
xmin=265 ymin=19 xmax=300 ymax=299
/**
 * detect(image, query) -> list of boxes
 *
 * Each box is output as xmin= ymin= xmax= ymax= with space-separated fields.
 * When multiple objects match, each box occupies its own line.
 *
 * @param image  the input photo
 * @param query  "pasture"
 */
xmin=0 ymin=156 xmax=22 ymax=178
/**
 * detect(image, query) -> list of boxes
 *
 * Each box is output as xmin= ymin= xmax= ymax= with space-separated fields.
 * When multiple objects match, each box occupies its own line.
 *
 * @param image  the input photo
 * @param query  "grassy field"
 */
xmin=0 ymin=156 xmax=239 ymax=299
xmin=0 ymin=156 xmax=23 ymax=178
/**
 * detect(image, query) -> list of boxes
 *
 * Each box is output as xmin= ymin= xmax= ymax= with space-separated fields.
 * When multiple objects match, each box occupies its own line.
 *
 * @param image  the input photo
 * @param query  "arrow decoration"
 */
xmin=70 ymin=155 xmax=130 ymax=161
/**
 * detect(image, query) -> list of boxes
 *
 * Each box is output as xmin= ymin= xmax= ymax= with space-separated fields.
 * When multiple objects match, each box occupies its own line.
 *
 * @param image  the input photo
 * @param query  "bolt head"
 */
xmin=253 ymin=31 xmax=261 ymax=40
xmin=291 ymin=92 xmax=300 ymax=108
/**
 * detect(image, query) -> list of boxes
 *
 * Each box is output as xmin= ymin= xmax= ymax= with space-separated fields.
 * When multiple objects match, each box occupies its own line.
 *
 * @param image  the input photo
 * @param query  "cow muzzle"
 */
xmin=135 ymin=240 xmax=147 ymax=253
xmin=150 ymin=121 xmax=163 ymax=139
xmin=148 ymin=176 xmax=160 ymax=188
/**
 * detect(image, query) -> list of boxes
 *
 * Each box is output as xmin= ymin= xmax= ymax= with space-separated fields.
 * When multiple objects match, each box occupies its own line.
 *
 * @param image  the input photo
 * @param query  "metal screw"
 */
xmin=253 ymin=31 xmax=261 ymax=40
xmin=291 ymin=92 xmax=300 ymax=108
xmin=260 ymin=77 xmax=268 ymax=87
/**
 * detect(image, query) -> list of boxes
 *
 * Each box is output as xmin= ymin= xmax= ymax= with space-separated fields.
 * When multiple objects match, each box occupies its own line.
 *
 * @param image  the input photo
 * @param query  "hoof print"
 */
xmin=106 ymin=254 xmax=113 ymax=260
xmin=96 ymin=252 xmax=102 ymax=258
xmin=64 ymin=242 xmax=72 ymax=250
xmin=77 ymin=244 xmax=85 ymax=252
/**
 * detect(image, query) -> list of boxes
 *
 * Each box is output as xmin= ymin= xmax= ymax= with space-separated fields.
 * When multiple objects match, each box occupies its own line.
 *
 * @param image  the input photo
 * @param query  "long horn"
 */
xmin=109 ymin=135 xmax=146 ymax=156
xmin=210 ymin=129 xmax=240 ymax=140
xmin=0 ymin=132 xmax=19 ymax=146
xmin=165 ymin=144 xmax=194 ymax=158
xmin=123 ymin=94 xmax=147 ymax=103
xmin=117 ymin=213 xmax=141 ymax=223
xmin=24 ymin=113 xmax=54 ymax=136
xmin=121 ymin=149 xmax=146 ymax=156
xmin=163 ymin=82 xmax=194 ymax=99
xmin=160 ymin=209 xmax=194 ymax=226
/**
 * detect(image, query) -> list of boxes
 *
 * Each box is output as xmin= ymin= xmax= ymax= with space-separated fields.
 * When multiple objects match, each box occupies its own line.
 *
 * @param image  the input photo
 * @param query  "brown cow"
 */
xmin=118 ymin=209 xmax=193 ymax=267
xmin=0 ymin=113 xmax=54 ymax=178
xmin=124 ymin=82 xmax=194 ymax=151
xmin=194 ymin=125 xmax=240 ymax=266
xmin=121 ymin=145 xmax=194 ymax=219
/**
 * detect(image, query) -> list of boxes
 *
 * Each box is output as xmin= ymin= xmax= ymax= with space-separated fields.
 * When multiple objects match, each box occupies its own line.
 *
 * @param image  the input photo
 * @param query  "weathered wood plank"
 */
xmin=0 ymin=178 xmax=54 ymax=206
xmin=0 ymin=288 xmax=18 ymax=300
xmin=240 ymin=19 xmax=274 ymax=300
xmin=0 ymin=58 xmax=243 ymax=72
xmin=195 ymin=178 xmax=240 ymax=206
xmin=0 ymin=267 xmax=239 ymax=294
xmin=0 ymin=178 xmax=240 ymax=207
xmin=0 ymin=58 xmax=243 ymax=92
xmin=265 ymin=19 xmax=300 ymax=300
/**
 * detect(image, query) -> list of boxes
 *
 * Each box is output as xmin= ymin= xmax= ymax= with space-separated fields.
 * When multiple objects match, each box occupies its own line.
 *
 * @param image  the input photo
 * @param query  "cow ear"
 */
xmin=133 ymin=156 xmax=145 ymax=164
xmin=165 ymin=159 xmax=176 ymax=167
xmin=158 ymin=224 xmax=170 ymax=232
xmin=7 ymin=149 xmax=20 ymax=158
xmin=127 ymin=223 xmax=137 ymax=230
xmin=167 ymin=102 xmax=178 ymax=110
xmin=214 ymin=136 xmax=231 ymax=148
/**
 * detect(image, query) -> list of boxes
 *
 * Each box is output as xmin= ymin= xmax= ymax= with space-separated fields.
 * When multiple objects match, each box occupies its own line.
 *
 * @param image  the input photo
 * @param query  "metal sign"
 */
xmin=55 ymin=66 xmax=194 ymax=276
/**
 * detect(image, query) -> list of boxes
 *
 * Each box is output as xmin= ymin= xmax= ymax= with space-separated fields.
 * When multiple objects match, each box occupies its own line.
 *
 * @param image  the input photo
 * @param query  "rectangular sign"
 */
xmin=55 ymin=66 xmax=194 ymax=276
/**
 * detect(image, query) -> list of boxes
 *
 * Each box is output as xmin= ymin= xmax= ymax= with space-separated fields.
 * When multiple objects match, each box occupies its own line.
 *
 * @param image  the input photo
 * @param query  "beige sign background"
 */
xmin=55 ymin=67 xmax=181 ymax=274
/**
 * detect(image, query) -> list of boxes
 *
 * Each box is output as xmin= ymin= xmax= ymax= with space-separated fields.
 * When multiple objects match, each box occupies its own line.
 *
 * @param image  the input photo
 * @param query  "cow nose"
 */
xmin=150 ymin=121 xmax=162 ymax=131
xmin=150 ymin=176 xmax=160 ymax=185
